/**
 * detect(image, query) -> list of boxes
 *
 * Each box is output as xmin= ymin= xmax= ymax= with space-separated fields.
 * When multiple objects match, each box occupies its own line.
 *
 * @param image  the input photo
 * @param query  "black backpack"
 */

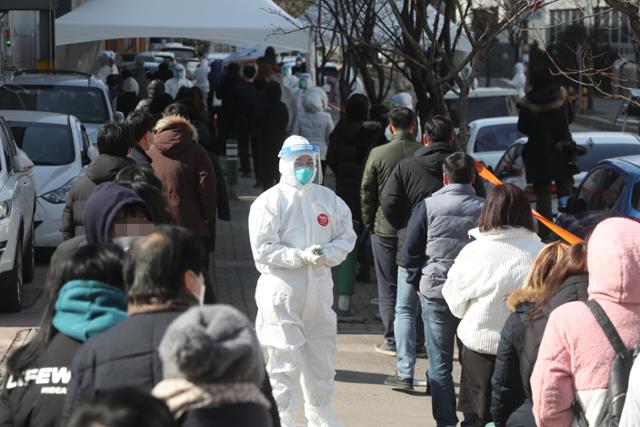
xmin=574 ymin=300 xmax=639 ymax=426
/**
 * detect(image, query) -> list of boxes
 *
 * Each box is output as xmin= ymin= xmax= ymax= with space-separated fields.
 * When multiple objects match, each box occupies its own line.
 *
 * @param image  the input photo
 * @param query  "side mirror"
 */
xmin=14 ymin=150 xmax=33 ymax=173
xmin=114 ymin=111 xmax=125 ymax=123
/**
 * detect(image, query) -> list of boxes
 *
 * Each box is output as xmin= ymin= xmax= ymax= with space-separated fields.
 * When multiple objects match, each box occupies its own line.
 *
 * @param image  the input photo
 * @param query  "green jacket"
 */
xmin=361 ymin=132 xmax=422 ymax=237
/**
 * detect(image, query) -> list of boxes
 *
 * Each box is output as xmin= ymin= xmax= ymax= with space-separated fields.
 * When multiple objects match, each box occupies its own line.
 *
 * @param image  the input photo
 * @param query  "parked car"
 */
xmin=467 ymin=116 xmax=523 ymax=169
xmin=493 ymin=132 xmax=640 ymax=197
xmin=0 ymin=114 xmax=36 ymax=312
xmin=555 ymin=155 xmax=640 ymax=238
xmin=1 ymin=110 xmax=89 ymax=248
xmin=161 ymin=43 xmax=197 ymax=64
xmin=0 ymin=70 xmax=121 ymax=148
xmin=445 ymin=87 xmax=519 ymax=128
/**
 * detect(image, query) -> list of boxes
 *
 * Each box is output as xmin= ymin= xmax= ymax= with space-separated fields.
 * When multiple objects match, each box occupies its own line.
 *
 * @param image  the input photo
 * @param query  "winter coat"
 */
xmin=0 ymin=280 xmax=127 ymax=427
xmin=517 ymin=85 xmax=575 ymax=184
xmin=253 ymin=82 xmax=289 ymax=183
xmin=326 ymin=119 xmax=381 ymax=218
xmin=490 ymin=288 xmax=544 ymax=427
xmin=235 ymin=80 xmax=259 ymax=127
xmin=62 ymin=307 xmax=280 ymax=427
xmin=148 ymin=116 xmax=217 ymax=237
xmin=129 ymin=143 xmax=152 ymax=166
xmin=442 ymin=227 xmax=544 ymax=354
xmin=404 ymin=184 xmax=484 ymax=299
xmin=531 ymin=218 xmax=640 ymax=427
xmin=292 ymin=90 xmax=334 ymax=160
xmin=521 ymin=274 xmax=588 ymax=399
xmin=0 ymin=334 xmax=81 ymax=427
xmin=114 ymin=92 xmax=139 ymax=117
xmin=153 ymin=379 xmax=272 ymax=427
xmin=620 ymin=357 xmax=640 ymax=426
xmin=360 ymin=131 xmax=422 ymax=237
xmin=61 ymin=154 xmax=133 ymax=240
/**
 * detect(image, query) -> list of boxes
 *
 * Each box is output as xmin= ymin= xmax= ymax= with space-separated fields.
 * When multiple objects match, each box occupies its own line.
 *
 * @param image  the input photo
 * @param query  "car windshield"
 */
xmin=447 ymin=96 xmax=512 ymax=126
xmin=0 ymin=85 xmax=110 ymax=123
xmin=474 ymin=123 xmax=523 ymax=152
xmin=8 ymin=122 xmax=75 ymax=166
xmin=163 ymin=48 xmax=196 ymax=61
xmin=136 ymin=55 xmax=156 ymax=63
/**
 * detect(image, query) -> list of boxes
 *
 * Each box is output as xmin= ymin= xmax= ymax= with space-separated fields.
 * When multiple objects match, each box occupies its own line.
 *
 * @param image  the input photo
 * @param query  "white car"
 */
xmin=494 ymin=132 xmax=640 ymax=195
xmin=445 ymin=87 xmax=519 ymax=128
xmin=467 ymin=117 xmax=523 ymax=170
xmin=0 ymin=114 xmax=36 ymax=312
xmin=0 ymin=70 xmax=121 ymax=147
xmin=2 ymin=110 xmax=89 ymax=248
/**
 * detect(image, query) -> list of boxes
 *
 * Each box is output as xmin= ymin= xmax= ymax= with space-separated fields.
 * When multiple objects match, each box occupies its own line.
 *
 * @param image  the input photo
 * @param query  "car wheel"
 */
xmin=1 ymin=238 xmax=23 ymax=313
xmin=23 ymin=231 xmax=35 ymax=284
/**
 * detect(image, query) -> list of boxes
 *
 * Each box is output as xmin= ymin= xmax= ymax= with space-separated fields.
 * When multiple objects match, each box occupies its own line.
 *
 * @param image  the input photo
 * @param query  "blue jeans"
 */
xmin=370 ymin=234 xmax=398 ymax=344
xmin=420 ymin=295 xmax=460 ymax=427
xmin=394 ymin=267 xmax=420 ymax=378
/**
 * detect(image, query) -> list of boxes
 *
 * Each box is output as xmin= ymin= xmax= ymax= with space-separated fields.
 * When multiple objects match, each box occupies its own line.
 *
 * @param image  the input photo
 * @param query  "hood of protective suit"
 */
xmin=587 ymin=217 xmax=640 ymax=304
xmin=278 ymin=135 xmax=319 ymax=188
xmin=390 ymin=92 xmax=414 ymax=110
xmin=303 ymin=90 xmax=325 ymax=113
xmin=514 ymin=62 xmax=525 ymax=74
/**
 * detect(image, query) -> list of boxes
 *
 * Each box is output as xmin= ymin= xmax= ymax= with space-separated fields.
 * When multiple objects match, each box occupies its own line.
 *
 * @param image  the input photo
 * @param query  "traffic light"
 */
xmin=3 ymin=29 xmax=11 ymax=47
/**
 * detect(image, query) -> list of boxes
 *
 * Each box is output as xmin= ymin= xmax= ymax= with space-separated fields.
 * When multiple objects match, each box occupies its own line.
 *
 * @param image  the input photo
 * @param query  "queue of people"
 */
xmin=3 ymin=47 xmax=640 ymax=427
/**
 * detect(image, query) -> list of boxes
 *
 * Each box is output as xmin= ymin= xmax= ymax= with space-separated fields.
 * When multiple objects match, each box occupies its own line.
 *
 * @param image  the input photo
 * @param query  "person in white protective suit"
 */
xmin=507 ymin=62 xmax=527 ymax=98
xmin=164 ymin=64 xmax=193 ymax=99
xmin=248 ymin=136 xmax=357 ymax=427
xmin=192 ymin=58 xmax=210 ymax=106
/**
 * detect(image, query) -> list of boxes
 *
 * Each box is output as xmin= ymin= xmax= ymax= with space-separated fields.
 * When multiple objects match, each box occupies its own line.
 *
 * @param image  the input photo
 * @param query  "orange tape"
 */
xmin=475 ymin=162 xmax=585 ymax=245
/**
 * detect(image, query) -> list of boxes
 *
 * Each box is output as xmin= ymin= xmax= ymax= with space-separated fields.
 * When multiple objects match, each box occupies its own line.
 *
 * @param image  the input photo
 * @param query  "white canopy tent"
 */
xmin=56 ymin=0 xmax=309 ymax=51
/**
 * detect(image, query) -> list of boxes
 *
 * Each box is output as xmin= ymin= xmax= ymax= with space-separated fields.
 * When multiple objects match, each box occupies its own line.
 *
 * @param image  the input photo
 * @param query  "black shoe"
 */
xmin=384 ymin=374 xmax=413 ymax=392
xmin=416 ymin=346 xmax=428 ymax=359
xmin=375 ymin=341 xmax=397 ymax=356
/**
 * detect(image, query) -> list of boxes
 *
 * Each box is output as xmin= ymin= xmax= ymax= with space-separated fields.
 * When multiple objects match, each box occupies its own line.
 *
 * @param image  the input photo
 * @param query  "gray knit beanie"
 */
xmin=158 ymin=305 xmax=265 ymax=386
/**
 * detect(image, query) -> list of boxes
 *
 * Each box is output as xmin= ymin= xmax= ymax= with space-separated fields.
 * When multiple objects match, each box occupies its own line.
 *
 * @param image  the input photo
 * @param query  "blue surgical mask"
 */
xmin=385 ymin=126 xmax=394 ymax=141
xmin=294 ymin=167 xmax=314 ymax=185
xmin=176 ymin=70 xmax=184 ymax=79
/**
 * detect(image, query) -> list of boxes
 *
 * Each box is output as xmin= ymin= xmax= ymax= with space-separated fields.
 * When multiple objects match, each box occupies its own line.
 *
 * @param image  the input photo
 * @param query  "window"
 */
xmin=0 ymin=85 xmax=110 ymax=124
xmin=549 ymin=9 xmax=584 ymax=44
xmin=601 ymin=170 xmax=625 ymax=210
xmin=577 ymin=167 xmax=607 ymax=211
xmin=9 ymin=122 xmax=75 ymax=166
xmin=474 ymin=123 xmax=524 ymax=153
xmin=576 ymin=142 xmax=640 ymax=172
xmin=446 ymin=97 xmax=512 ymax=127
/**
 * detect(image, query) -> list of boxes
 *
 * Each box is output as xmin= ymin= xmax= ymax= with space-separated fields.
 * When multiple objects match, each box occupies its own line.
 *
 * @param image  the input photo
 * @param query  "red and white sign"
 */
xmin=317 ymin=214 xmax=329 ymax=227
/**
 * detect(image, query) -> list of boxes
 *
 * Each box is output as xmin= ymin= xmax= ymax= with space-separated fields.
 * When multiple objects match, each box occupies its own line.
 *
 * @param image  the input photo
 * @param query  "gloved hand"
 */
xmin=300 ymin=245 xmax=327 ymax=267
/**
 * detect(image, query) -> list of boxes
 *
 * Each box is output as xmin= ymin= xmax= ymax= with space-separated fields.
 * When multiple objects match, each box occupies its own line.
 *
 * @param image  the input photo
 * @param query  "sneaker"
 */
xmin=416 ymin=346 xmax=428 ymax=359
xmin=375 ymin=341 xmax=397 ymax=356
xmin=384 ymin=374 xmax=413 ymax=392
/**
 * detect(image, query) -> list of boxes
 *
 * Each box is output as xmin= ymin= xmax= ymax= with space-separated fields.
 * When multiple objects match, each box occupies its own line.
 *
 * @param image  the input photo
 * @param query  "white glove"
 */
xmin=300 ymin=245 xmax=327 ymax=267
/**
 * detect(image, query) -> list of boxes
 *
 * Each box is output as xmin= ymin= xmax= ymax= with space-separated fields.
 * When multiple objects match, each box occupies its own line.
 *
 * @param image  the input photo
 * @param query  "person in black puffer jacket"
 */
xmin=0 ymin=244 xmax=127 ymax=427
xmin=326 ymin=94 xmax=380 ymax=219
xmin=61 ymin=123 xmax=133 ymax=240
xmin=491 ymin=243 xmax=588 ymax=427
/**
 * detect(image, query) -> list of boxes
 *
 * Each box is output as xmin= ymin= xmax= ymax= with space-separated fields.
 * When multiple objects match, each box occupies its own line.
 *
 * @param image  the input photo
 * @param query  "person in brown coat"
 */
xmin=148 ymin=115 xmax=217 ymax=247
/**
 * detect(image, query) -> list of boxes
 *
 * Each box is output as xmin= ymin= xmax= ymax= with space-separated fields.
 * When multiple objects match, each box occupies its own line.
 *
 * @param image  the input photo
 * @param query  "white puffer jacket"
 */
xmin=292 ymin=90 xmax=334 ymax=160
xmin=442 ymin=226 xmax=544 ymax=354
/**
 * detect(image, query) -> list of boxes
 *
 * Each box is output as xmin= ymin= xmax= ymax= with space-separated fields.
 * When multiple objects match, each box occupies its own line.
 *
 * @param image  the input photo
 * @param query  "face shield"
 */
xmin=278 ymin=143 xmax=323 ymax=186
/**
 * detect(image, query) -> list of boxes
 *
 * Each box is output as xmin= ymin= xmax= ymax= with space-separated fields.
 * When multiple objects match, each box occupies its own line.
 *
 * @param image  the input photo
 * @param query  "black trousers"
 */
xmin=237 ymin=124 xmax=252 ymax=173
xmin=370 ymin=234 xmax=398 ymax=344
xmin=533 ymin=174 xmax=574 ymax=239
xmin=458 ymin=345 xmax=496 ymax=427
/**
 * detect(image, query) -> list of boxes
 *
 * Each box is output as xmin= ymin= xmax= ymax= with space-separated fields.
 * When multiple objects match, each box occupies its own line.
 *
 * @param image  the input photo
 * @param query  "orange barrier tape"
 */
xmin=475 ymin=162 xmax=585 ymax=245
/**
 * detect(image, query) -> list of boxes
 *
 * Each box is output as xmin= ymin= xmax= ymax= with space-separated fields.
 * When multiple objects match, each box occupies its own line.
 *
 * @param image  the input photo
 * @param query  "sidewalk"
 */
xmin=574 ymin=96 xmax=640 ymax=132
xmin=212 ymin=170 xmax=455 ymax=426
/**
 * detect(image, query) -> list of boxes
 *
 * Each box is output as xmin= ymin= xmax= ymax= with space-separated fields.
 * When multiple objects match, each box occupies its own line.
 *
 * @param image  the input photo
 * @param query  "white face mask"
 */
xmin=191 ymin=272 xmax=206 ymax=305
xmin=385 ymin=125 xmax=394 ymax=142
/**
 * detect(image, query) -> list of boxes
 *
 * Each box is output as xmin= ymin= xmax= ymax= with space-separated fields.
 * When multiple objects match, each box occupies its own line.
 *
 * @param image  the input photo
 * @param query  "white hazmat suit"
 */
xmin=248 ymin=136 xmax=356 ymax=427
xmin=192 ymin=58 xmax=210 ymax=101
xmin=508 ymin=62 xmax=527 ymax=98
xmin=165 ymin=64 xmax=193 ymax=99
